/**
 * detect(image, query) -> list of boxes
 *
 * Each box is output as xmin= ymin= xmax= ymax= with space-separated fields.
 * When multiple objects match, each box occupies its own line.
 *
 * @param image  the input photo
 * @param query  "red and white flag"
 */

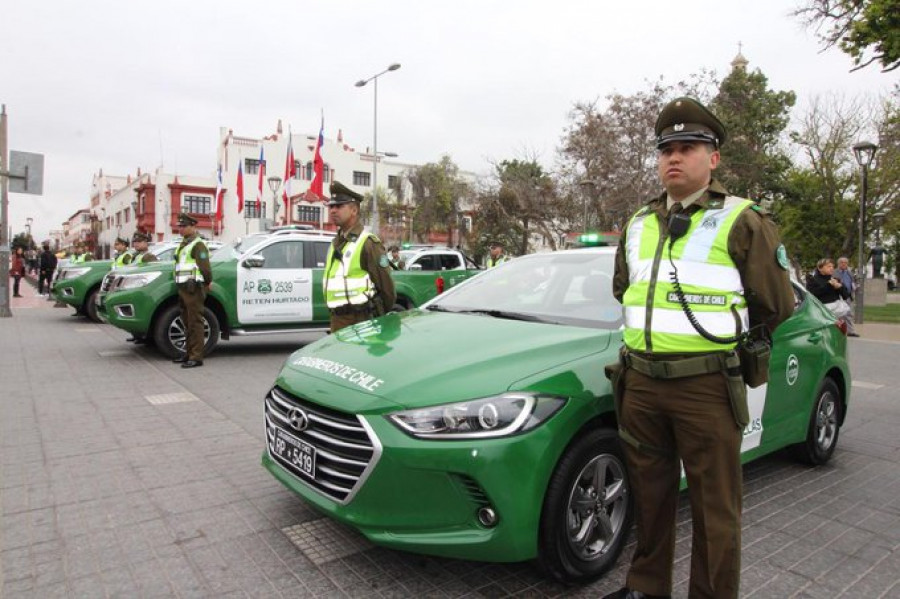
xmin=256 ymin=146 xmax=266 ymax=210
xmin=236 ymin=157 xmax=244 ymax=214
xmin=310 ymin=114 xmax=325 ymax=198
xmin=282 ymin=131 xmax=295 ymax=223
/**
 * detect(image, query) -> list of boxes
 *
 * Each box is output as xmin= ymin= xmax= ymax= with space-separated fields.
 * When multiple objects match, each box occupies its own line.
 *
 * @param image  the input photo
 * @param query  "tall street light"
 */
xmin=355 ymin=63 xmax=401 ymax=236
xmin=268 ymin=176 xmax=282 ymax=228
xmin=852 ymin=140 xmax=878 ymax=325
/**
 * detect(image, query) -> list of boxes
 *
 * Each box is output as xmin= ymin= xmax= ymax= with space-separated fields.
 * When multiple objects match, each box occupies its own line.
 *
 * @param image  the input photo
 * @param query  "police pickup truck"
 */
xmin=98 ymin=230 xmax=481 ymax=357
xmin=51 ymin=241 xmax=198 ymax=323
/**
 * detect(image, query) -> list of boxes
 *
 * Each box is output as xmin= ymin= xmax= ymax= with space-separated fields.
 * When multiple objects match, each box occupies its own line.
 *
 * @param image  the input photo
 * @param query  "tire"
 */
xmin=791 ymin=378 xmax=841 ymax=465
xmin=84 ymin=288 xmax=101 ymax=323
xmin=152 ymin=304 xmax=220 ymax=359
xmin=537 ymin=428 xmax=633 ymax=583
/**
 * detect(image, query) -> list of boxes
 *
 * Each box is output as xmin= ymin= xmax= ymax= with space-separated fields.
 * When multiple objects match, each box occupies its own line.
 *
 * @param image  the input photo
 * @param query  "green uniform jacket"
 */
xmin=176 ymin=234 xmax=213 ymax=285
xmin=330 ymin=223 xmax=396 ymax=312
xmin=613 ymin=179 xmax=794 ymax=336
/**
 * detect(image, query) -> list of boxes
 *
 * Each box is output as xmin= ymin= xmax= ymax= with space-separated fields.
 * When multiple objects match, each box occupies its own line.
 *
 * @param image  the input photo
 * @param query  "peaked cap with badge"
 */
xmin=115 ymin=236 xmax=130 ymax=246
xmin=177 ymin=212 xmax=198 ymax=226
xmin=132 ymin=231 xmax=152 ymax=243
xmin=655 ymin=97 xmax=727 ymax=149
xmin=328 ymin=181 xmax=364 ymax=206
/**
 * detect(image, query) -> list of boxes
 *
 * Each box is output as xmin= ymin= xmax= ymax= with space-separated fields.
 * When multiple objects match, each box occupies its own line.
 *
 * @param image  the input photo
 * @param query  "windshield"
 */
xmin=212 ymin=233 xmax=270 ymax=262
xmin=430 ymin=251 xmax=623 ymax=330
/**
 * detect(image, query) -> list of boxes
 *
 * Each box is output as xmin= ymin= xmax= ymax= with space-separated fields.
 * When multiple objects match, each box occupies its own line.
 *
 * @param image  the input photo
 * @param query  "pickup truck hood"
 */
xmin=280 ymin=310 xmax=614 ymax=410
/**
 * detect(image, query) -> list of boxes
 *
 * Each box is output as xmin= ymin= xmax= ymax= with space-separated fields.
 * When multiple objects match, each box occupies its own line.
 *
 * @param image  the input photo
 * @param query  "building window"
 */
xmin=245 ymin=158 xmax=264 ymax=175
xmin=388 ymin=175 xmax=400 ymax=190
xmin=296 ymin=204 xmax=322 ymax=223
xmin=294 ymin=161 xmax=303 ymax=180
xmin=353 ymin=171 xmax=371 ymax=187
xmin=183 ymin=194 xmax=212 ymax=214
xmin=324 ymin=164 xmax=331 ymax=183
xmin=124 ymin=208 xmax=131 ymax=223
xmin=245 ymin=200 xmax=265 ymax=219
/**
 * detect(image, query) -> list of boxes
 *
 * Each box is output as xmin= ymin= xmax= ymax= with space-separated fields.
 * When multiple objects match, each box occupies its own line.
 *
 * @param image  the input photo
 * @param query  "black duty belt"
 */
xmin=331 ymin=303 xmax=370 ymax=316
xmin=623 ymin=350 xmax=730 ymax=379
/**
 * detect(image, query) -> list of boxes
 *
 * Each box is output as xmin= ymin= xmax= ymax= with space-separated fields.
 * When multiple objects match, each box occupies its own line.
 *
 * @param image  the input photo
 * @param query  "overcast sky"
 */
xmin=2 ymin=0 xmax=897 ymax=241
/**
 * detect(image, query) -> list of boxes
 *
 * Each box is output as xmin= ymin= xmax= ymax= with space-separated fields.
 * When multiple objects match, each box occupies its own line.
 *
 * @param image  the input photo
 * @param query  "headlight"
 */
xmin=388 ymin=393 xmax=566 ymax=439
xmin=58 ymin=267 xmax=91 ymax=280
xmin=117 ymin=271 xmax=163 ymax=289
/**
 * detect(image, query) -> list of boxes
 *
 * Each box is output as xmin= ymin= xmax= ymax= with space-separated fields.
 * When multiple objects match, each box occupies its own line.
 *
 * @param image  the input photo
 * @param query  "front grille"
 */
xmin=451 ymin=473 xmax=491 ymax=507
xmin=265 ymin=386 xmax=380 ymax=503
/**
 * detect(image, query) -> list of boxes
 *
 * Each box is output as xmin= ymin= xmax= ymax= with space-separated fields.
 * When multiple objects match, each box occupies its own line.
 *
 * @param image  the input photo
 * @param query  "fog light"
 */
xmin=476 ymin=506 xmax=498 ymax=527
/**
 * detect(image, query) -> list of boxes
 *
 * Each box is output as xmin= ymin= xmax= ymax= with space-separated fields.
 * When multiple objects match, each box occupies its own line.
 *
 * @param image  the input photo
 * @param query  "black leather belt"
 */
xmin=623 ymin=350 xmax=729 ymax=379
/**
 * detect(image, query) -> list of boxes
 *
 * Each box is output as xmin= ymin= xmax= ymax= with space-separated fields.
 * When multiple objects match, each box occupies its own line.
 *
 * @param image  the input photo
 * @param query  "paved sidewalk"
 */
xmin=2 ymin=277 xmax=900 ymax=598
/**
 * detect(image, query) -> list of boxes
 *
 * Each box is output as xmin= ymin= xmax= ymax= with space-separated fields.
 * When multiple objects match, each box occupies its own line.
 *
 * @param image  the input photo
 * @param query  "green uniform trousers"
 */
xmin=621 ymin=368 xmax=742 ymax=599
xmin=177 ymin=283 xmax=207 ymax=361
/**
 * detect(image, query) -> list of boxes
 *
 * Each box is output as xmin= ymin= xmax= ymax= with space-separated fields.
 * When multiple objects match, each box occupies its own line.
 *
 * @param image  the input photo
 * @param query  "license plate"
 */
xmin=269 ymin=425 xmax=316 ymax=480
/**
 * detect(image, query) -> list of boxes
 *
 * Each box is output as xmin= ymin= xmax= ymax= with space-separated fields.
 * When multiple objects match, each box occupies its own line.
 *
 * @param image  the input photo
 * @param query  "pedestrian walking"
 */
xmin=604 ymin=97 xmax=795 ymax=599
xmin=38 ymin=243 xmax=57 ymax=295
xmin=323 ymin=181 xmax=395 ymax=333
xmin=172 ymin=213 xmax=212 ymax=368
xmin=10 ymin=246 xmax=26 ymax=297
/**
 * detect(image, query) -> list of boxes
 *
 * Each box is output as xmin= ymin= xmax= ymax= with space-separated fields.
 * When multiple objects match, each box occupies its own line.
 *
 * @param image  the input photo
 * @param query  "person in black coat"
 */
xmin=807 ymin=258 xmax=851 ymax=305
xmin=38 ymin=243 xmax=58 ymax=295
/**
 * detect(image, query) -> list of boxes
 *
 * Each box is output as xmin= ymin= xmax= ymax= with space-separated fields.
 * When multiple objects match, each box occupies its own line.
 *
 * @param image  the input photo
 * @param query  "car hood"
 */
xmin=280 ymin=310 xmax=614 ymax=410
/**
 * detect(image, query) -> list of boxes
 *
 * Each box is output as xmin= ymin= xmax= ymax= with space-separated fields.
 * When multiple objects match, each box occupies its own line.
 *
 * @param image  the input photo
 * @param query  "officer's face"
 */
xmin=329 ymin=202 xmax=358 ymax=229
xmin=657 ymin=141 xmax=719 ymax=200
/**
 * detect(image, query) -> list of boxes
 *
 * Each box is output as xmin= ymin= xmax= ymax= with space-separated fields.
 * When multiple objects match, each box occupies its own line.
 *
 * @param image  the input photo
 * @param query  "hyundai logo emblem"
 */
xmin=287 ymin=408 xmax=309 ymax=432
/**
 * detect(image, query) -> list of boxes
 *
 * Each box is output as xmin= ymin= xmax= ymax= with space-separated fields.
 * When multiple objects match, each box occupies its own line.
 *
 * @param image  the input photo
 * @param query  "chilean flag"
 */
xmin=310 ymin=115 xmax=325 ymax=198
xmin=214 ymin=164 xmax=224 ymax=233
xmin=236 ymin=158 xmax=244 ymax=214
xmin=282 ymin=132 xmax=295 ymax=223
xmin=256 ymin=146 xmax=265 ymax=209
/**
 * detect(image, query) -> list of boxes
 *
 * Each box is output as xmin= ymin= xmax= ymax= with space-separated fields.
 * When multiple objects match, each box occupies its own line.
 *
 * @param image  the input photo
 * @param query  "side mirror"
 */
xmin=242 ymin=254 xmax=265 ymax=268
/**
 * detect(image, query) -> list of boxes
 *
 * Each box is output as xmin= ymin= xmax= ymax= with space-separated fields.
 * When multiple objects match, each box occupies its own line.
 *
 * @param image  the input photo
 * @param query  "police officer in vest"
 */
xmin=603 ymin=98 xmax=794 ymax=599
xmin=486 ymin=240 xmax=508 ymax=268
xmin=132 ymin=231 xmax=158 ymax=265
xmin=324 ymin=181 xmax=395 ymax=333
xmin=173 ymin=212 xmax=212 ymax=368
xmin=71 ymin=241 xmax=93 ymax=263
xmin=112 ymin=237 xmax=135 ymax=268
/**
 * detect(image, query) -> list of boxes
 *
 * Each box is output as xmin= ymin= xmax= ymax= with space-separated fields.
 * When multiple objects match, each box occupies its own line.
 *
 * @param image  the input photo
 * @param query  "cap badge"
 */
xmin=674 ymin=123 xmax=685 ymax=131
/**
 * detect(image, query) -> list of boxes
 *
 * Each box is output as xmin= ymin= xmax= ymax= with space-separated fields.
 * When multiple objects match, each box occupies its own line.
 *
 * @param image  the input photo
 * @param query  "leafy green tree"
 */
xmin=711 ymin=66 xmax=796 ymax=200
xmin=405 ymin=155 xmax=470 ymax=245
xmin=794 ymin=0 xmax=900 ymax=72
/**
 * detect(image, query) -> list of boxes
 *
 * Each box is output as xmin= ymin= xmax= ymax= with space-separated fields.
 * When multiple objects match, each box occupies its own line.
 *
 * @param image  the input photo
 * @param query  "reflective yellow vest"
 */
xmin=487 ymin=255 xmax=508 ymax=268
xmin=174 ymin=237 xmax=205 ymax=284
xmin=622 ymin=196 xmax=752 ymax=353
xmin=71 ymin=253 xmax=87 ymax=264
xmin=324 ymin=232 xmax=374 ymax=308
xmin=113 ymin=250 xmax=135 ymax=268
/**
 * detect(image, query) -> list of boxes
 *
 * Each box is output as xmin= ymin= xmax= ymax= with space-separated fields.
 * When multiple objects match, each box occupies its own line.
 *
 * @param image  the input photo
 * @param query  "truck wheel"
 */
xmin=537 ymin=428 xmax=632 ymax=583
xmin=84 ymin=288 xmax=101 ymax=323
xmin=791 ymin=378 xmax=841 ymax=465
xmin=153 ymin=305 xmax=220 ymax=359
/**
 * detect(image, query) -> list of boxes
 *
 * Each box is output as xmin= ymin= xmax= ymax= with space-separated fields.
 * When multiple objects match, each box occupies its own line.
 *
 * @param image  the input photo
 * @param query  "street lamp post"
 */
xmin=852 ymin=141 xmax=878 ymax=325
xmin=268 ymin=176 xmax=282 ymax=228
xmin=25 ymin=216 xmax=32 ymax=238
xmin=355 ymin=63 xmax=401 ymax=236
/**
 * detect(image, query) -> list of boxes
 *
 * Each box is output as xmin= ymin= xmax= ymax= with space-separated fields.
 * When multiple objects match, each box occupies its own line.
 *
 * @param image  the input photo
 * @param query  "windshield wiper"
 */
xmin=457 ymin=309 xmax=547 ymax=323
xmin=426 ymin=304 xmax=453 ymax=312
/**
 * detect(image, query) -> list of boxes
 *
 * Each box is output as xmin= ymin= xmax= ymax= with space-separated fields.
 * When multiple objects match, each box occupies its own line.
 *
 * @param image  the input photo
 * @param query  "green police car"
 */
xmin=262 ymin=247 xmax=850 ymax=583
xmin=99 ymin=230 xmax=480 ymax=358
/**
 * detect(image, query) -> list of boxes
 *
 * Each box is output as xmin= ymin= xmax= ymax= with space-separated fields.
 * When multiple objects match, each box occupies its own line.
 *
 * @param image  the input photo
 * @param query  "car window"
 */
xmin=307 ymin=241 xmax=331 ymax=268
xmin=153 ymin=246 xmax=175 ymax=261
xmin=414 ymin=255 xmax=441 ymax=271
xmin=440 ymin=254 xmax=462 ymax=270
xmin=258 ymin=241 xmax=304 ymax=269
xmin=433 ymin=252 xmax=623 ymax=329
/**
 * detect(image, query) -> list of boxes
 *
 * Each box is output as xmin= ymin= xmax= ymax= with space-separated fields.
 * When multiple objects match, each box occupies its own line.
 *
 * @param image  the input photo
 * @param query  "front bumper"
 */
xmin=261 ymin=384 xmax=583 ymax=563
